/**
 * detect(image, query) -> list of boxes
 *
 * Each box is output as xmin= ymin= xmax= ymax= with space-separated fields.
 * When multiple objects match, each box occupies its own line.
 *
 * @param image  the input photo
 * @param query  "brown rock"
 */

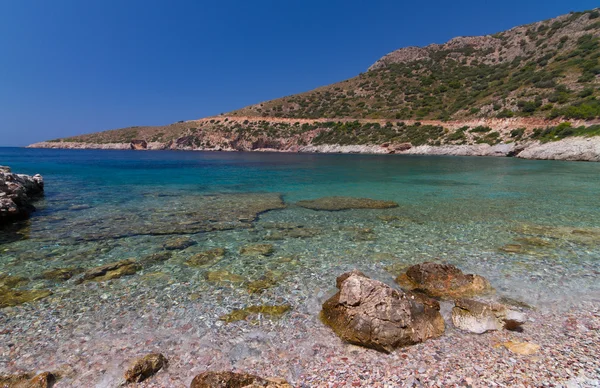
xmin=503 ymin=340 xmax=540 ymax=355
xmin=0 ymin=287 xmax=52 ymax=308
xmin=163 ymin=237 xmax=196 ymax=251
xmin=396 ymin=262 xmax=492 ymax=299
xmin=77 ymin=259 xmax=141 ymax=284
xmin=296 ymin=196 xmax=398 ymax=211
xmin=190 ymin=371 xmax=291 ymax=388
xmin=124 ymin=353 xmax=167 ymax=384
xmin=186 ymin=248 xmax=226 ymax=267
xmin=239 ymin=243 xmax=274 ymax=256
xmin=40 ymin=267 xmax=81 ymax=281
xmin=0 ymin=372 xmax=56 ymax=388
xmin=321 ymin=270 xmax=445 ymax=353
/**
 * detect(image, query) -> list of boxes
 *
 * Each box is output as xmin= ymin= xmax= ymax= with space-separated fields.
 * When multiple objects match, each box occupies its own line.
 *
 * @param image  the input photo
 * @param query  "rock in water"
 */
xmin=0 ymin=167 xmax=44 ymax=225
xmin=239 ymin=243 xmax=274 ymax=256
xmin=124 ymin=353 xmax=167 ymax=383
xmin=0 ymin=371 xmax=56 ymax=388
xmin=321 ymin=270 xmax=445 ymax=353
xmin=396 ymin=262 xmax=493 ymax=299
xmin=163 ymin=237 xmax=196 ymax=251
xmin=451 ymin=298 xmax=526 ymax=334
xmin=296 ymin=196 xmax=398 ymax=211
xmin=190 ymin=371 xmax=291 ymax=388
xmin=76 ymin=259 xmax=141 ymax=284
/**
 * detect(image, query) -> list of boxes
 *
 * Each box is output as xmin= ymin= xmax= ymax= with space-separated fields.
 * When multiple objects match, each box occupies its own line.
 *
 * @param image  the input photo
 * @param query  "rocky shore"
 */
xmin=28 ymin=135 xmax=600 ymax=162
xmin=0 ymin=166 xmax=44 ymax=224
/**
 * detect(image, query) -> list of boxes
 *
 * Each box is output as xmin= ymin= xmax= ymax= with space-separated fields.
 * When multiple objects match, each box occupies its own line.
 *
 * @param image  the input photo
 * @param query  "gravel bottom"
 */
xmin=1 ymin=277 xmax=599 ymax=388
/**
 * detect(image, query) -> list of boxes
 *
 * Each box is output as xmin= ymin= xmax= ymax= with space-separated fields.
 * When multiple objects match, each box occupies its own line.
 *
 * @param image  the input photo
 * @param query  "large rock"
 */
xmin=0 ymin=167 xmax=44 ymax=225
xmin=190 ymin=371 xmax=291 ymax=388
xmin=396 ymin=262 xmax=492 ymax=299
xmin=297 ymin=196 xmax=398 ymax=211
xmin=451 ymin=298 xmax=526 ymax=334
xmin=124 ymin=353 xmax=167 ymax=384
xmin=321 ymin=270 xmax=444 ymax=352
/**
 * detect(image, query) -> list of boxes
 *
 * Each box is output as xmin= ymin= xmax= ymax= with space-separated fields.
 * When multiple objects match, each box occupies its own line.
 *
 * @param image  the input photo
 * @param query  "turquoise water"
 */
xmin=2 ymin=147 xmax=600 ymax=384
xmin=2 ymin=147 xmax=600 ymax=306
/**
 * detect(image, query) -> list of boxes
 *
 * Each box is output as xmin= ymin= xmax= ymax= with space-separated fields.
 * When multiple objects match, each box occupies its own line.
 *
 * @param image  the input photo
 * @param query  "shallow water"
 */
xmin=1 ymin=148 xmax=600 ymax=384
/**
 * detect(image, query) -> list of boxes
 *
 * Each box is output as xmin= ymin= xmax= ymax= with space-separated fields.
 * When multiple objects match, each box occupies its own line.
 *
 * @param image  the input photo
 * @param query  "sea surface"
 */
xmin=1 ymin=147 xmax=600 ymax=383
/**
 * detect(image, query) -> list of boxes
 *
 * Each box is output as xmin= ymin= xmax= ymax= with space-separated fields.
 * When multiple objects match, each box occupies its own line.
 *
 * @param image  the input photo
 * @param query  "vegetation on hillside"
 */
xmin=229 ymin=10 xmax=600 ymax=122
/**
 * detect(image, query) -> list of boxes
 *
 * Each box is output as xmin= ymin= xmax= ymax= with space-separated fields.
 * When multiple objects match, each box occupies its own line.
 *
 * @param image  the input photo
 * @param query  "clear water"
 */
xmin=2 ymin=147 xmax=600 ymax=308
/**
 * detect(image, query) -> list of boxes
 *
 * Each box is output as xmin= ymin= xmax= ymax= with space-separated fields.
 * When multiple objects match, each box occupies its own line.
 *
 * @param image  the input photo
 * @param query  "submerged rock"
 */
xmin=0 ymin=287 xmax=52 ymax=308
xmin=396 ymin=262 xmax=493 ymax=299
xmin=77 ymin=259 xmax=141 ymax=284
xmin=0 ymin=273 xmax=28 ymax=288
xmin=163 ymin=237 xmax=196 ymax=251
xmin=219 ymin=304 xmax=291 ymax=323
xmin=321 ymin=270 xmax=445 ymax=352
xmin=139 ymin=251 xmax=173 ymax=267
xmin=0 ymin=167 xmax=44 ymax=225
xmin=297 ymin=196 xmax=398 ymax=211
xmin=239 ymin=243 xmax=274 ymax=256
xmin=124 ymin=353 xmax=167 ymax=384
xmin=40 ymin=267 xmax=81 ymax=281
xmin=246 ymin=272 xmax=278 ymax=294
xmin=0 ymin=371 xmax=56 ymax=388
xmin=205 ymin=270 xmax=245 ymax=284
xmin=32 ymin=193 xmax=286 ymax=242
xmin=185 ymin=248 xmax=226 ymax=267
xmin=451 ymin=298 xmax=526 ymax=334
xmin=190 ymin=371 xmax=291 ymax=388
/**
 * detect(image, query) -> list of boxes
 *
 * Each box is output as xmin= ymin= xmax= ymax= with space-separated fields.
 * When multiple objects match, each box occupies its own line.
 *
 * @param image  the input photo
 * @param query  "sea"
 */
xmin=1 ymin=147 xmax=599 ymax=384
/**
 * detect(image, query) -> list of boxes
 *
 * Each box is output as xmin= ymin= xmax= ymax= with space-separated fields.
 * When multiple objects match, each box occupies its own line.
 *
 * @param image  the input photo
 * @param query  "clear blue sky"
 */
xmin=0 ymin=0 xmax=596 ymax=146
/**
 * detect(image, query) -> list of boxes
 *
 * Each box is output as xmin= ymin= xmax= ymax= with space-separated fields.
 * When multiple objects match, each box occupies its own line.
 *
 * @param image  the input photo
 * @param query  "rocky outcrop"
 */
xmin=516 ymin=137 xmax=600 ymax=162
xmin=321 ymin=270 xmax=445 ymax=352
xmin=0 ymin=166 xmax=44 ymax=225
xmin=190 ymin=371 xmax=291 ymax=388
xmin=124 ymin=353 xmax=167 ymax=384
xmin=297 ymin=196 xmax=398 ymax=211
xmin=451 ymin=298 xmax=526 ymax=334
xmin=130 ymin=139 xmax=148 ymax=150
xmin=396 ymin=262 xmax=493 ymax=300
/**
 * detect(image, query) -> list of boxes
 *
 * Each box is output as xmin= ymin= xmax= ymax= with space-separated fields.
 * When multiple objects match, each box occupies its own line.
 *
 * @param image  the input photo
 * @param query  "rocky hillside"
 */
xmin=29 ymin=9 xmax=600 ymax=161
xmin=230 ymin=9 xmax=600 ymax=121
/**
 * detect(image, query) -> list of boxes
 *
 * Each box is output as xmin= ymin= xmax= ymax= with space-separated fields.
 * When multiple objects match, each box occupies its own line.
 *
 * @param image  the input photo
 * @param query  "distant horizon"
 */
xmin=1 ymin=0 xmax=598 ymax=146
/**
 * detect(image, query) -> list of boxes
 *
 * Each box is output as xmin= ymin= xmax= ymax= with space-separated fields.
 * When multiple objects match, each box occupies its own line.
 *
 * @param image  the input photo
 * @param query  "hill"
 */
xmin=30 ymin=9 xmax=600 ymax=161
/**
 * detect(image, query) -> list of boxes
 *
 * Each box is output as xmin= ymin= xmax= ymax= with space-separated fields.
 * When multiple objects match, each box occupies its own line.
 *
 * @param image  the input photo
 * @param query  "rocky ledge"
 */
xmin=0 ymin=166 xmax=44 ymax=225
xmin=28 ymin=135 xmax=600 ymax=162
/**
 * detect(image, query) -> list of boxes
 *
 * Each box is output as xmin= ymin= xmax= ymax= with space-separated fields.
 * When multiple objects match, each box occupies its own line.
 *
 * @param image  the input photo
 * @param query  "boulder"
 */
xmin=124 ymin=353 xmax=167 ymax=384
xmin=321 ymin=270 xmax=444 ymax=352
xmin=396 ymin=262 xmax=492 ymax=299
xmin=77 ymin=259 xmax=141 ymax=284
xmin=190 ymin=371 xmax=291 ymax=388
xmin=129 ymin=139 xmax=148 ymax=150
xmin=0 ymin=168 xmax=44 ymax=225
xmin=451 ymin=298 xmax=526 ymax=334
xmin=297 ymin=196 xmax=398 ymax=211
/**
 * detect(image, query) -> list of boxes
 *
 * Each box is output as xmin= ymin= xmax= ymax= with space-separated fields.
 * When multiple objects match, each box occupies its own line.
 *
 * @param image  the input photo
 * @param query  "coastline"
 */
xmin=27 ymin=135 xmax=600 ymax=162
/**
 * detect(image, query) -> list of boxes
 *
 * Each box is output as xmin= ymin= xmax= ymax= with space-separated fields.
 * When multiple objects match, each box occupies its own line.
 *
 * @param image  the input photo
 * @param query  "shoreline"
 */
xmin=27 ymin=135 xmax=600 ymax=162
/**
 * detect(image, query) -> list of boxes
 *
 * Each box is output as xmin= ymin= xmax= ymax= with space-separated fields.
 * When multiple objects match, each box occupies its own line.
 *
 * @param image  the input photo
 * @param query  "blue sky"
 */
xmin=0 ymin=0 xmax=597 ymax=146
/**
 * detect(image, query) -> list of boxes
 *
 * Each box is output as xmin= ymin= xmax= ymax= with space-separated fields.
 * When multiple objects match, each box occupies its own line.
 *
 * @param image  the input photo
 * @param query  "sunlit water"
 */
xmin=2 ymin=148 xmax=600 ymax=310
